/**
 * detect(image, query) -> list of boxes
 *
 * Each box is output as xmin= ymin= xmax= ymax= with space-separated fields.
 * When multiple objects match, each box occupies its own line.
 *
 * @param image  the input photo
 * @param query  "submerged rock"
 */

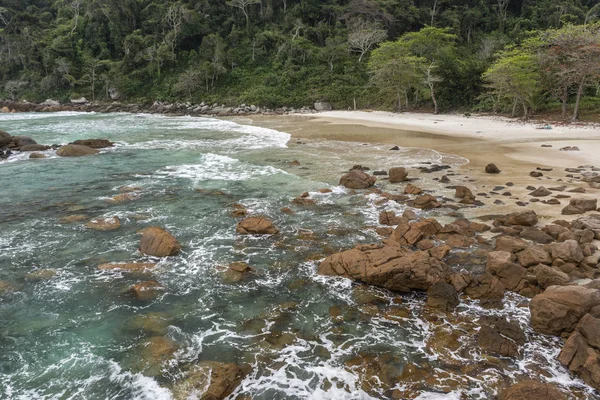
xmin=98 ymin=262 xmax=157 ymax=272
xmin=139 ymin=227 xmax=181 ymax=257
xmin=499 ymin=380 xmax=566 ymax=400
xmin=70 ymin=139 xmax=114 ymax=148
xmin=85 ymin=216 xmax=121 ymax=231
xmin=56 ymin=144 xmax=100 ymax=157
xmin=318 ymin=244 xmax=448 ymax=292
xmin=128 ymin=280 xmax=164 ymax=301
xmin=172 ymin=361 xmax=248 ymax=400
xmin=425 ymin=281 xmax=459 ymax=311
xmin=236 ymin=217 xmax=279 ymax=235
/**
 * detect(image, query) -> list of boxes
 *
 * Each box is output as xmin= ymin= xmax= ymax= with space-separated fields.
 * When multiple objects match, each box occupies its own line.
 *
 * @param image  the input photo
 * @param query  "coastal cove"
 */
xmin=1 ymin=111 xmax=600 ymax=399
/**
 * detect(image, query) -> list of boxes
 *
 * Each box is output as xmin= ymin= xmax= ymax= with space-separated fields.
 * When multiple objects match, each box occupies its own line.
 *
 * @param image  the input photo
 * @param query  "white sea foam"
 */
xmin=154 ymin=153 xmax=288 ymax=183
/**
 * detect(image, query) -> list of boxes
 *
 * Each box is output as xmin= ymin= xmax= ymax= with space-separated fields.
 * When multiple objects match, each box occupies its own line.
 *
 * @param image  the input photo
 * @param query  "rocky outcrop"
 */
xmin=139 ymin=227 xmax=181 ymax=257
xmin=495 ymin=211 xmax=538 ymax=227
xmin=547 ymin=240 xmax=584 ymax=264
xmin=339 ymin=169 xmax=377 ymax=189
xmin=56 ymin=144 xmax=100 ymax=157
xmin=529 ymin=285 xmax=600 ymax=336
xmin=558 ymin=314 xmax=600 ymax=391
xmin=318 ymin=244 xmax=448 ymax=292
xmin=572 ymin=215 xmax=600 ymax=239
xmin=425 ymin=281 xmax=459 ymax=311
xmin=411 ymin=194 xmax=441 ymax=210
xmin=70 ymin=139 xmax=114 ymax=148
xmin=172 ymin=361 xmax=248 ymax=400
xmin=12 ymin=136 xmax=37 ymax=148
xmin=236 ymin=217 xmax=279 ymax=235
xmin=486 ymin=251 xmax=526 ymax=291
xmin=499 ymin=380 xmax=566 ymax=400
xmin=388 ymin=167 xmax=408 ymax=183
xmin=391 ymin=218 xmax=442 ymax=246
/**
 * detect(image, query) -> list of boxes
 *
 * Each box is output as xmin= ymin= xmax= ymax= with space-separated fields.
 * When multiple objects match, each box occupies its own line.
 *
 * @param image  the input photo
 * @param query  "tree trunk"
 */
xmin=397 ymin=91 xmax=402 ymax=112
xmin=522 ymin=100 xmax=528 ymax=120
xmin=405 ymin=92 xmax=409 ymax=110
xmin=358 ymin=51 xmax=365 ymax=63
xmin=511 ymin=98 xmax=518 ymax=117
xmin=561 ymin=86 xmax=568 ymax=120
xmin=429 ymin=82 xmax=438 ymax=114
xmin=572 ymin=78 xmax=585 ymax=122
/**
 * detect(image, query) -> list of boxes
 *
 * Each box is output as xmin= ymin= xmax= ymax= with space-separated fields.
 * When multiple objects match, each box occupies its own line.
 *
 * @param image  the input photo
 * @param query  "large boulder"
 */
xmin=12 ymin=136 xmax=37 ymax=147
xmin=139 ymin=227 xmax=181 ymax=257
xmin=19 ymin=144 xmax=50 ymax=152
xmin=529 ymin=285 xmax=600 ymax=336
xmin=547 ymin=240 xmax=584 ymax=263
xmin=56 ymin=144 xmax=100 ymax=157
xmin=172 ymin=361 xmax=248 ymax=400
xmin=392 ymin=218 xmax=442 ymax=246
xmin=572 ymin=215 xmax=600 ymax=240
xmin=236 ymin=217 xmax=279 ymax=235
xmin=531 ymin=265 xmax=570 ymax=289
xmin=70 ymin=139 xmax=114 ymax=148
xmin=499 ymin=380 xmax=566 ymax=400
xmin=412 ymin=194 xmax=441 ymax=210
xmin=486 ymin=251 xmax=526 ymax=291
xmin=455 ymin=186 xmax=474 ymax=199
xmin=318 ymin=244 xmax=448 ymax=292
xmin=388 ymin=167 xmax=408 ymax=183
xmin=496 ymin=211 xmax=538 ymax=227
xmin=314 ymin=101 xmax=332 ymax=111
xmin=558 ymin=314 xmax=600 ymax=391
xmin=425 ymin=281 xmax=459 ymax=311
xmin=516 ymin=246 xmax=551 ymax=267
xmin=0 ymin=130 xmax=12 ymax=147
xmin=495 ymin=236 xmax=528 ymax=253
xmin=339 ymin=169 xmax=376 ymax=189
xmin=569 ymin=198 xmax=598 ymax=212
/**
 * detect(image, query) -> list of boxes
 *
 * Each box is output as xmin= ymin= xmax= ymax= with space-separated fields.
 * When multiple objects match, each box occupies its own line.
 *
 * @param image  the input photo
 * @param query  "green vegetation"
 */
xmin=1 ymin=0 xmax=599 ymax=119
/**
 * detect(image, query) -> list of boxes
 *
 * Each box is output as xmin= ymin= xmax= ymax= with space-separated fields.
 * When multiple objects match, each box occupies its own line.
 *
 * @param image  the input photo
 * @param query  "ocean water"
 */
xmin=0 ymin=112 xmax=593 ymax=399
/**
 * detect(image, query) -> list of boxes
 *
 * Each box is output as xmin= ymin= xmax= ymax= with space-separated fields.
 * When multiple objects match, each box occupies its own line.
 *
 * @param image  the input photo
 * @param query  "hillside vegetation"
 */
xmin=1 ymin=0 xmax=599 ymax=119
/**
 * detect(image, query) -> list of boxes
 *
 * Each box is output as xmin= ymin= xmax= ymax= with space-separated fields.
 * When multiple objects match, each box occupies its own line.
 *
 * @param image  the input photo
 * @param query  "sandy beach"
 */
xmin=247 ymin=110 xmax=600 ymax=221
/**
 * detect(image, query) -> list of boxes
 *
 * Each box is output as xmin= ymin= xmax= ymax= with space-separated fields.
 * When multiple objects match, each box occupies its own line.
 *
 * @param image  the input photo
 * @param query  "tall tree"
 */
xmin=347 ymin=19 xmax=387 ymax=62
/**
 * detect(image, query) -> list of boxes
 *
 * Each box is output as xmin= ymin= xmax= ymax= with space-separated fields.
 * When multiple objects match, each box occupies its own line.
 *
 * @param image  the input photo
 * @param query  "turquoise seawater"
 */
xmin=0 ymin=112 xmax=592 ymax=399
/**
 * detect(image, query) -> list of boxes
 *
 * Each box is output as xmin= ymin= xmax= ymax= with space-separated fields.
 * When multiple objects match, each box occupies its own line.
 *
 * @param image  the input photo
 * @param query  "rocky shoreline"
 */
xmin=2 ymin=119 xmax=600 ymax=397
xmin=0 ymin=98 xmax=317 ymax=118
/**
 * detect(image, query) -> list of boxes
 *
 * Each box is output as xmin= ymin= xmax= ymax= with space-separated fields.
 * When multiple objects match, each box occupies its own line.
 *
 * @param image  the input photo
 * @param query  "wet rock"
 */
xmin=464 ymin=272 xmax=505 ymax=308
xmin=412 ymin=194 xmax=441 ymax=210
xmin=392 ymin=218 xmax=442 ymax=246
xmin=59 ymin=214 xmax=88 ymax=224
xmin=571 ymin=215 xmax=600 ymax=239
xmin=455 ymin=186 xmax=474 ymax=199
xmin=339 ymin=169 xmax=377 ymax=189
xmin=70 ymin=139 xmax=114 ymax=148
xmin=85 ymin=216 xmax=121 ymax=231
xmin=98 ymin=262 xmax=157 ymax=272
xmin=389 ymin=145 xmax=400 ymax=151
xmin=24 ymin=269 xmax=56 ymax=281
xmin=478 ymin=316 xmax=525 ymax=358
xmin=529 ymin=187 xmax=552 ymax=197
xmin=530 ymin=171 xmax=543 ymax=177
xmin=429 ymin=245 xmax=452 ymax=261
xmin=485 ymin=163 xmax=501 ymax=174
xmin=388 ymin=167 xmax=408 ymax=183
xmin=425 ymin=281 xmax=459 ymax=311
xmin=0 ymin=130 xmax=11 ymax=147
xmin=445 ymin=234 xmax=474 ymax=248
xmin=402 ymin=209 xmax=417 ymax=221
xmin=126 ymin=312 xmax=173 ymax=336
xmin=29 ymin=152 xmax=47 ymax=159
xmin=373 ymin=170 xmax=387 ymax=176
xmin=19 ymin=144 xmax=50 ymax=151
xmin=558 ymin=314 xmax=600 ymax=391
xmin=530 ymin=285 xmax=600 ymax=336
xmin=378 ymin=211 xmax=405 ymax=226
xmin=318 ymin=244 xmax=448 ymax=292
xmin=440 ymin=175 xmax=451 ymax=183
xmin=56 ymin=144 xmax=100 ymax=157
xmin=499 ymin=380 xmax=567 ymax=400
xmin=519 ymin=228 xmax=554 ymax=244
xmin=222 ymin=262 xmax=255 ymax=283
xmin=236 ymin=217 xmax=279 ymax=235
xmin=404 ymin=183 xmax=422 ymax=195
xmin=172 ymin=361 xmax=248 ymax=400
xmin=139 ymin=227 xmax=181 ymax=257
xmin=12 ymin=136 xmax=37 ymax=147
xmin=128 ymin=280 xmax=164 ymax=301
xmin=280 ymin=207 xmax=294 ymax=214
xmin=133 ymin=336 xmax=178 ymax=376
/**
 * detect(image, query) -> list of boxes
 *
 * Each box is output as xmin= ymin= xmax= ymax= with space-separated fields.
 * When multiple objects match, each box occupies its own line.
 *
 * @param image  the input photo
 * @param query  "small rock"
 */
xmin=485 ymin=163 xmax=501 ymax=174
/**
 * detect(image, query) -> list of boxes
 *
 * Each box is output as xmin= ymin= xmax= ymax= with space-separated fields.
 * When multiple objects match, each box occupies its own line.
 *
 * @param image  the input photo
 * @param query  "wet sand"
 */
xmin=245 ymin=112 xmax=600 ymax=221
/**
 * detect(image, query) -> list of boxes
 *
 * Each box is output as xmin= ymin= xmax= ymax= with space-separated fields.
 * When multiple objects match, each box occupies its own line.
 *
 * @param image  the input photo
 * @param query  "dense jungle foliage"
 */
xmin=1 ymin=0 xmax=600 ymax=118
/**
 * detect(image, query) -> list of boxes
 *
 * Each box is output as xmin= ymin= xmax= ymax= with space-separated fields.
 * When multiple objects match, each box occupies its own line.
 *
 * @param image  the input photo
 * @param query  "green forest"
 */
xmin=1 ymin=0 xmax=600 ymax=119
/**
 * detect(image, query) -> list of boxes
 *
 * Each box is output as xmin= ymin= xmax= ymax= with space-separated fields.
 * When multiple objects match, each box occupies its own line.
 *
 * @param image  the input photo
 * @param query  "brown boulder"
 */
xmin=404 ymin=183 xmax=422 ymax=194
xmin=139 ymin=227 xmax=181 ymax=257
xmin=531 ymin=264 xmax=570 ymax=289
xmin=12 ymin=136 xmax=37 ymax=147
xmin=236 ymin=217 xmax=279 ymax=235
xmin=495 ymin=236 xmax=529 ymax=253
xmin=378 ymin=211 xmax=405 ymax=226
xmin=19 ymin=144 xmax=50 ymax=151
xmin=547 ymin=240 xmax=584 ymax=263
xmin=530 ymin=285 xmax=600 ymax=336
xmin=425 ymin=281 xmax=459 ymax=311
xmin=478 ymin=316 xmax=525 ymax=358
xmin=486 ymin=251 xmax=526 ymax=291
xmin=56 ymin=144 xmax=100 ymax=157
xmin=485 ymin=163 xmax=501 ymax=174
xmin=570 ymin=198 xmax=598 ymax=212
xmin=412 ymin=194 xmax=441 ymax=210
xmin=529 ymin=186 xmax=552 ymax=197
xmin=172 ymin=361 xmax=247 ymax=400
xmin=29 ymin=152 xmax=47 ymax=159
xmin=558 ymin=314 xmax=600 ymax=391
xmin=0 ymin=130 xmax=11 ymax=147
xmin=318 ymin=245 xmax=448 ymax=292
xmin=562 ymin=205 xmax=586 ymax=215
xmin=70 ymin=139 xmax=114 ymax=148
xmin=499 ymin=380 xmax=566 ymax=400
xmin=464 ymin=272 xmax=506 ymax=308
xmin=516 ymin=246 xmax=551 ymax=267
xmin=388 ymin=167 xmax=408 ymax=183
xmin=503 ymin=210 xmax=538 ymax=227
xmin=339 ymin=169 xmax=376 ymax=189
xmin=454 ymin=185 xmax=474 ymax=199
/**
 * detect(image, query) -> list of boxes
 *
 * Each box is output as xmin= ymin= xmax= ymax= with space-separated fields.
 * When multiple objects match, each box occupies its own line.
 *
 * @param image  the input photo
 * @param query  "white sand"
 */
xmin=306 ymin=111 xmax=600 ymax=168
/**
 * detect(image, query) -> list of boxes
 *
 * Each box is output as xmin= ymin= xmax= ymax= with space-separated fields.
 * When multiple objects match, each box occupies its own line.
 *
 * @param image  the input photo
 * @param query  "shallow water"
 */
xmin=0 ymin=112 xmax=593 ymax=399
